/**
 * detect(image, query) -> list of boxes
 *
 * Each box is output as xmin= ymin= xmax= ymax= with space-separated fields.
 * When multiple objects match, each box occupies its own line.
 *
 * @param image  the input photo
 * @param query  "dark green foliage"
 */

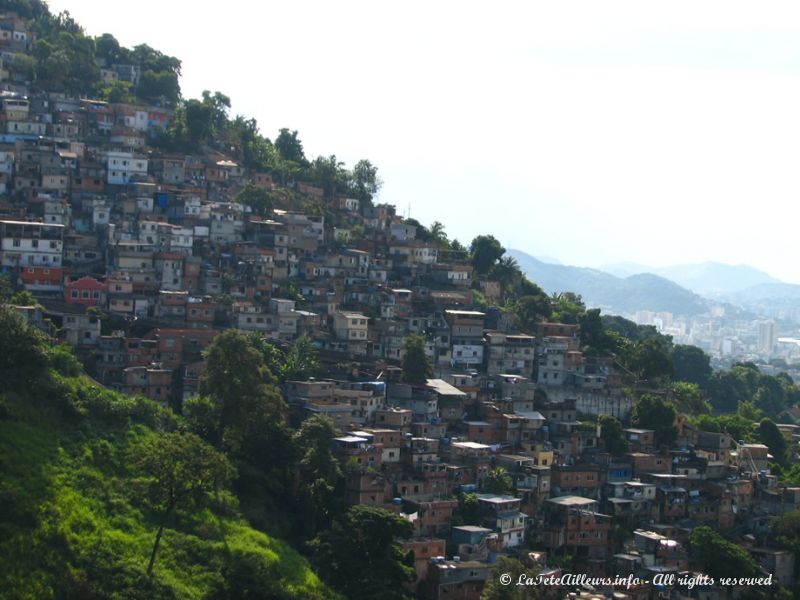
xmin=601 ymin=315 xmax=673 ymax=349
xmin=309 ymin=155 xmax=351 ymax=198
xmin=669 ymin=382 xmax=711 ymax=415
xmin=689 ymin=526 xmax=758 ymax=579
xmin=692 ymin=412 xmax=756 ymax=443
xmin=235 ymin=183 xmax=274 ymax=216
xmin=351 ymin=159 xmax=382 ymax=201
xmin=293 ymin=415 xmax=344 ymax=537
xmin=428 ymin=221 xmax=448 ymax=247
xmin=401 ymin=334 xmax=433 ymax=385
xmin=707 ymin=370 xmax=748 ymax=413
xmin=310 ymin=505 xmax=415 ymax=600
xmin=631 ymin=394 xmax=677 ymax=447
xmin=0 ymin=304 xmax=51 ymax=388
xmin=671 ymin=344 xmax=712 ymax=388
xmin=757 ymin=418 xmax=788 ymax=465
xmin=33 ymin=31 xmax=98 ymax=95
xmin=482 ymin=467 xmax=513 ymax=495
xmin=578 ymin=308 xmax=616 ymax=354
xmin=248 ymin=333 xmax=320 ymax=383
xmin=598 ymin=414 xmax=629 ymax=455
xmin=489 ymin=256 xmax=522 ymax=294
xmin=0 ymin=349 xmax=335 ymax=598
xmin=512 ymin=293 xmax=552 ymax=332
xmin=627 ymin=338 xmax=674 ymax=383
xmin=771 ymin=509 xmax=800 ymax=556
xmin=482 ymin=556 xmax=540 ymax=599
xmin=453 ymin=492 xmax=481 ymax=526
xmin=97 ymin=79 xmax=135 ymax=103
xmin=707 ymin=362 xmax=800 ymax=418
xmin=0 ymin=0 xmax=49 ymax=19
xmin=549 ymin=292 xmax=585 ymax=325
xmin=131 ymin=431 xmax=234 ymax=576
xmin=138 ymin=69 xmax=180 ymax=107
xmin=197 ymin=330 xmax=286 ymax=450
xmin=470 ymin=235 xmax=505 ymax=275
xmin=275 ymin=128 xmax=307 ymax=165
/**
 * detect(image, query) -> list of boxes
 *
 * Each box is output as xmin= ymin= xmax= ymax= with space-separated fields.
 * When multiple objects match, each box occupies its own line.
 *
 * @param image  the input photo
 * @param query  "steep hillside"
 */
xmin=0 ymin=354 xmax=336 ymax=599
xmin=509 ymin=249 xmax=709 ymax=316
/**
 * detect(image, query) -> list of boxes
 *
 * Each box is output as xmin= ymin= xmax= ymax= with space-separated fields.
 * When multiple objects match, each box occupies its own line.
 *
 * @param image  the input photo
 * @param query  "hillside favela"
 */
xmin=2 ymin=2 xmax=800 ymax=600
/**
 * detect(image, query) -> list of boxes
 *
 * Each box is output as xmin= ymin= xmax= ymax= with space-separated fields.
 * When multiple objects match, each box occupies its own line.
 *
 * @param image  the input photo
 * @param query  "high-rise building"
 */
xmin=758 ymin=320 xmax=778 ymax=354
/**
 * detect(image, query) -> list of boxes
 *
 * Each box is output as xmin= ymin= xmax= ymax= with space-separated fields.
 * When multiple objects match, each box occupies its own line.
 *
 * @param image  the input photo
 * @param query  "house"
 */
xmin=332 ymin=311 xmax=369 ymax=341
xmin=0 ymin=219 xmax=64 ymax=291
xmin=485 ymin=332 xmax=536 ymax=377
xmin=64 ymin=275 xmax=106 ymax=307
xmin=475 ymin=493 xmax=528 ymax=548
xmin=445 ymin=310 xmax=485 ymax=369
xmin=106 ymin=150 xmax=148 ymax=185
xmin=539 ymin=496 xmax=611 ymax=574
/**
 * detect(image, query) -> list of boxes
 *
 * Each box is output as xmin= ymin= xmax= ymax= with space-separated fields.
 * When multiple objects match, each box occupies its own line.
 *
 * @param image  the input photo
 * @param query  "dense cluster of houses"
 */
xmin=0 ymin=12 xmax=798 ymax=599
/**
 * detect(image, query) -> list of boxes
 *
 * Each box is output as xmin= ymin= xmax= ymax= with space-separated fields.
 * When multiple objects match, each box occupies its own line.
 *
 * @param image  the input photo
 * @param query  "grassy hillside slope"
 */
xmin=0 ymin=365 xmax=337 ymax=599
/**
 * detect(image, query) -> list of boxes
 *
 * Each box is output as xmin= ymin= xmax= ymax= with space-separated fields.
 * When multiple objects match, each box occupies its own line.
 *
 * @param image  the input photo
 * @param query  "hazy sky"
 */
xmin=48 ymin=0 xmax=800 ymax=283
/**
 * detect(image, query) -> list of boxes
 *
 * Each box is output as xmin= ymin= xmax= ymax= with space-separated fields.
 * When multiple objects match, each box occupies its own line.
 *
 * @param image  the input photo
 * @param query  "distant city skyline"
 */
xmin=47 ymin=0 xmax=800 ymax=283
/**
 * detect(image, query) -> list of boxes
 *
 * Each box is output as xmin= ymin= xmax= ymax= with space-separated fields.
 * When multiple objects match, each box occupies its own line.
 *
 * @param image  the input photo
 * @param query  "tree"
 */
xmin=294 ymin=415 xmax=343 ymax=535
xmin=197 ymin=330 xmax=286 ymax=449
xmin=308 ymin=154 xmax=349 ymax=197
xmin=671 ymin=344 xmax=712 ymax=388
xmin=450 ymin=238 xmax=466 ymax=253
xmin=131 ymin=431 xmax=234 ymax=577
xmin=758 ymin=418 xmax=788 ymax=466
xmin=628 ymin=338 xmax=674 ymax=383
xmin=489 ymin=256 xmax=522 ymax=294
xmin=429 ymin=221 xmax=448 ymax=247
xmin=707 ymin=370 xmax=747 ymax=413
xmin=512 ymin=294 xmax=551 ymax=333
xmin=351 ymin=159 xmax=382 ymax=201
xmin=689 ymin=526 xmax=758 ymax=579
xmin=403 ymin=218 xmax=431 ymax=242
xmin=550 ymin=292 xmax=585 ymax=325
xmin=482 ymin=467 xmax=513 ymax=495
xmin=34 ymin=30 xmax=99 ymax=96
xmin=275 ymin=128 xmax=307 ymax=164
xmin=631 ymin=394 xmax=677 ymax=447
xmin=470 ymin=235 xmax=505 ymax=275
xmin=235 ymin=183 xmax=274 ymax=216
xmin=282 ymin=334 xmax=320 ymax=381
xmin=138 ymin=69 xmax=180 ymax=107
xmin=771 ymin=510 xmax=800 ymax=568
xmin=401 ymin=334 xmax=432 ymax=385
xmin=310 ymin=505 xmax=415 ymax=600
xmin=482 ymin=556 xmax=539 ymax=600
xmin=94 ymin=32 xmax=122 ymax=64
xmin=670 ymin=382 xmax=711 ymax=415
xmin=454 ymin=492 xmax=481 ymax=526
xmin=0 ymin=304 xmax=51 ymax=389
xmin=579 ymin=308 xmax=615 ymax=355
xmin=248 ymin=333 xmax=320 ymax=383
xmin=599 ymin=415 xmax=628 ymax=455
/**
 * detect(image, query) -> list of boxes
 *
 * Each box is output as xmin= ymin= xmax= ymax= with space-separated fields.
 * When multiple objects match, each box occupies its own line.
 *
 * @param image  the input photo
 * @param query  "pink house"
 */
xmin=65 ymin=275 xmax=107 ymax=307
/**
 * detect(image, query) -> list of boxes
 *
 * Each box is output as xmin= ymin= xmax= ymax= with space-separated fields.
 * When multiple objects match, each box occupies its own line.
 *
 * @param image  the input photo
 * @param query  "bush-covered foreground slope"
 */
xmin=0 ymin=312 xmax=337 ymax=600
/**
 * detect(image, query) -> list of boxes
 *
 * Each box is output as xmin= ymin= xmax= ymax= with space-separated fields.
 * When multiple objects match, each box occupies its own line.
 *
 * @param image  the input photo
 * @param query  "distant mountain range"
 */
xmin=507 ymin=249 xmax=709 ymax=316
xmin=510 ymin=251 xmax=800 ymax=319
xmin=600 ymin=261 xmax=782 ymax=296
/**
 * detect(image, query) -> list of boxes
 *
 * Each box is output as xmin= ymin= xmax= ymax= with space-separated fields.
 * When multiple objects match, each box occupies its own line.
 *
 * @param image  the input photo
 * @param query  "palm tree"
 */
xmin=429 ymin=221 xmax=448 ymax=247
